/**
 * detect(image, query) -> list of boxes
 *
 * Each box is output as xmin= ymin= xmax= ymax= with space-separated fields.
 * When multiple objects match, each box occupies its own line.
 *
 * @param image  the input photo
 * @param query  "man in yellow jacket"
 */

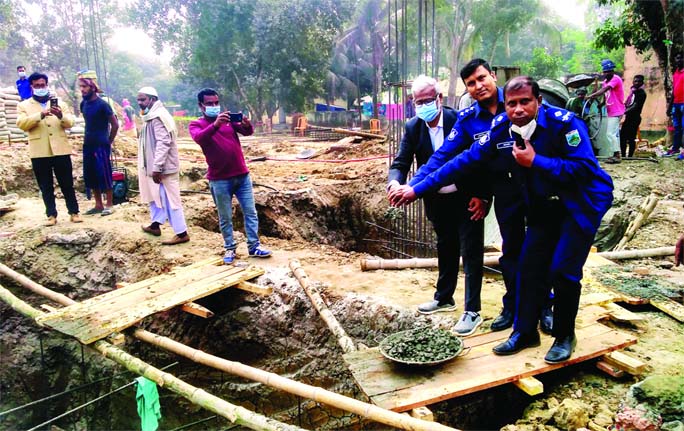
xmin=17 ymin=72 xmax=82 ymax=226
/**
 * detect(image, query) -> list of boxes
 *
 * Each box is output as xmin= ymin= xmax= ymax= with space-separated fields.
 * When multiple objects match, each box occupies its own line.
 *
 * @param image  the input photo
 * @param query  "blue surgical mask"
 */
xmin=204 ymin=106 xmax=220 ymax=117
xmin=33 ymin=88 xmax=49 ymax=97
xmin=416 ymin=100 xmax=439 ymax=122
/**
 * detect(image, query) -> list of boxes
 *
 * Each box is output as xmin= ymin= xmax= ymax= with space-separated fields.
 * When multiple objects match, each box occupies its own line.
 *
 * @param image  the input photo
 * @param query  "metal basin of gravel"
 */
xmin=379 ymin=327 xmax=464 ymax=367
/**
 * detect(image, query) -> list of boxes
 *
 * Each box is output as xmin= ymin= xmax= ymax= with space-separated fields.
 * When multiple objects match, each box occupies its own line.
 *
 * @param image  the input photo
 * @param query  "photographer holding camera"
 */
xmin=16 ymin=72 xmax=82 ymax=226
xmin=189 ymin=88 xmax=272 ymax=264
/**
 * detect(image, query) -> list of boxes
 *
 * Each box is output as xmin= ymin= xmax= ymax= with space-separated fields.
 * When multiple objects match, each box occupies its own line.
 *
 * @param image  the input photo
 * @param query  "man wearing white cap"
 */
xmin=137 ymin=86 xmax=190 ymax=245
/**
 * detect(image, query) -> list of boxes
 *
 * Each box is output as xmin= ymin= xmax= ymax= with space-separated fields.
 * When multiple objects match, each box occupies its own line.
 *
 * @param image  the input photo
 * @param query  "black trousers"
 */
xmin=620 ymin=115 xmax=641 ymax=157
xmin=31 ymin=155 xmax=79 ymax=217
xmin=425 ymin=192 xmax=484 ymax=311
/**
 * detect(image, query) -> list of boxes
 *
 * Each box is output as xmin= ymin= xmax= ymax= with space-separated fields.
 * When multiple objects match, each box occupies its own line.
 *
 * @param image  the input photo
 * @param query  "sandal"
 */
xmin=84 ymin=207 xmax=103 ymax=215
xmin=100 ymin=207 xmax=114 ymax=216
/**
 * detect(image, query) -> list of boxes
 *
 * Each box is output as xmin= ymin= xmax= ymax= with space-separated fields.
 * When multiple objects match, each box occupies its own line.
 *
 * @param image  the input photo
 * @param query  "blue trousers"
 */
xmin=672 ymin=103 xmax=684 ymax=153
xmin=514 ymin=201 xmax=594 ymax=338
xmin=493 ymin=181 xmax=552 ymax=314
xmin=209 ymin=173 xmax=260 ymax=251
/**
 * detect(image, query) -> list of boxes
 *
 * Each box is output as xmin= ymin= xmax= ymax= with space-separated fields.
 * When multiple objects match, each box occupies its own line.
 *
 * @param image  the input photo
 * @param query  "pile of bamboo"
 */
xmin=0 ymin=88 xmax=28 ymax=142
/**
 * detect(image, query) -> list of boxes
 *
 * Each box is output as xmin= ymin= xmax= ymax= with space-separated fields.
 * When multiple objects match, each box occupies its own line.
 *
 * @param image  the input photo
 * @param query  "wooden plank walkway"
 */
xmin=343 ymin=305 xmax=636 ymax=412
xmin=36 ymin=259 xmax=265 ymax=344
xmin=584 ymin=253 xmax=684 ymax=322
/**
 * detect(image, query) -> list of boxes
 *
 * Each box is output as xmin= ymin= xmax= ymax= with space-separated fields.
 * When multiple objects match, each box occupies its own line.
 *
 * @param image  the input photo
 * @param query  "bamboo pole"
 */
xmin=360 ymin=246 xmax=677 ymax=271
xmin=134 ymin=329 xmax=460 ymax=431
xmin=614 ymin=194 xmax=660 ymax=251
xmin=289 ymin=260 xmax=356 ymax=354
xmin=330 ymin=128 xmax=386 ymax=140
xmin=0 ymin=284 xmax=306 ymax=431
xmin=360 ymin=255 xmax=500 ymax=271
xmin=1 ymin=264 xmax=461 ymax=431
xmin=599 ymin=246 xmax=675 ymax=260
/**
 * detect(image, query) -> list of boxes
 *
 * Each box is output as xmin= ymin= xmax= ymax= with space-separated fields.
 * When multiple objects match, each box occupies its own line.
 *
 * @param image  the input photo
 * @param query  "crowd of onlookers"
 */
xmin=15 ymin=68 xmax=273 ymax=262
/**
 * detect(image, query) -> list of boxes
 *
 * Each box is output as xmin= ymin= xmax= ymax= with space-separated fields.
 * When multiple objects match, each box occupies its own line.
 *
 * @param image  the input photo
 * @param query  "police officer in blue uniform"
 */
xmin=409 ymin=59 xmax=553 ymax=334
xmin=391 ymin=76 xmax=614 ymax=363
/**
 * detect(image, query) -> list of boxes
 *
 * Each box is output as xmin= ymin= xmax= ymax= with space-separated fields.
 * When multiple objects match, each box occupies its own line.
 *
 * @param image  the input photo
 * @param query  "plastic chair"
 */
xmin=294 ymin=116 xmax=308 ymax=136
xmin=369 ymin=118 xmax=381 ymax=134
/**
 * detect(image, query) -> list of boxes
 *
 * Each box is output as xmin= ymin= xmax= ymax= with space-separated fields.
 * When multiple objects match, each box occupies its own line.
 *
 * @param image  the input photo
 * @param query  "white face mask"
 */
xmin=18 ymin=71 xmax=26 ymax=78
xmin=510 ymin=119 xmax=537 ymax=140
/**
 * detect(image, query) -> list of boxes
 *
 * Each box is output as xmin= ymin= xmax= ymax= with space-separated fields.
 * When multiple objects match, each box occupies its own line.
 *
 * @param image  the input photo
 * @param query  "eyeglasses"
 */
xmin=414 ymin=97 xmax=437 ymax=106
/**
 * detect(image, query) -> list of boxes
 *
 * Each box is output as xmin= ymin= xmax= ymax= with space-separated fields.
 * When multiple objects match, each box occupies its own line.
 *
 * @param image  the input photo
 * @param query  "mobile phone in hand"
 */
xmin=229 ymin=112 xmax=243 ymax=122
xmin=513 ymin=134 xmax=526 ymax=149
xmin=50 ymin=98 xmax=58 ymax=108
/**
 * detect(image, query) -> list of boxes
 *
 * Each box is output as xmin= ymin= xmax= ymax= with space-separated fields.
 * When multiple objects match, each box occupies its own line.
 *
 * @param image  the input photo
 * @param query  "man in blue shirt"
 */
xmin=391 ymin=76 xmax=614 ymax=363
xmin=16 ymin=66 xmax=32 ymax=100
xmin=408 ymin=58 xmax=553 ymax=335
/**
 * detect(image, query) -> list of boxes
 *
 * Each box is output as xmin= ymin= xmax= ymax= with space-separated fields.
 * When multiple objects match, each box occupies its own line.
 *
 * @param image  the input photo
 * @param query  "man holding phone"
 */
xmin=189 ymin=88 xmax=272 ymax=264
xmin=16 ymin=72 xmax=82 ymax=225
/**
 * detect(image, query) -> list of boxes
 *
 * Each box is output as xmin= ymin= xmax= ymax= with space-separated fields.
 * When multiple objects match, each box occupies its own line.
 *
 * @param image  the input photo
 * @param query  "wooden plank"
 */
xmin=65 ymin=267 xmax=257 ymax=343
xmin=410 ymin=407 xmax=434 ymax=422
xmin=596 ymin=360 xmax=625 ymax=378
xmin=602 ymin=351 xmax=646 ymax=375
xmin=344 ymin=322 xmax=636 ymax=412
xmin=181 ymin=302 xmax=215 ymax=318
xmin=513 ymin=376 xmax=544 ymax=396
xmin=37 ymin=264 xmax=240 ymax=328
xmin=235 ymin=281 xmax=273 ymax=295
xmin=649 ymin=295 xmax=684 ymax=323
xmin=60 ymin=266 xmax=264 ymax=344
xmin=601 ymin=303 xmax=644 ymax=323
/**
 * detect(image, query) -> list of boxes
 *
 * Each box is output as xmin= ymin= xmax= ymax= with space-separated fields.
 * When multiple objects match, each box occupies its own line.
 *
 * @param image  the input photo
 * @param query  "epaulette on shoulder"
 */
xmin=457 ymin=105 xmax=476 ymax=119
xmin=490 ymin=112 xmax=507 ymax=129
xmin=547 ymin=106 xmax=575 ymax=123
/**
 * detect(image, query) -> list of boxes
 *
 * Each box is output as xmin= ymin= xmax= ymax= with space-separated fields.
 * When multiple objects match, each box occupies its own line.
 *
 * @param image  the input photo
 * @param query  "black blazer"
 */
xmin=388 ymin=106 xmax=487 ymax=200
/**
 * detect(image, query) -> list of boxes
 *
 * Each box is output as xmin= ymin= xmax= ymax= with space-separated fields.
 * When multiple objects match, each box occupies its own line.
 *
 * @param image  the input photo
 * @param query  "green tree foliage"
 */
xmin=23 ymin=0 xmax=116 ymax=110
xmin=0 ymin=0 xmax=28 ymax=83
xmin=129 ymin=0 xmax=353 ymax=123
xmin=518 ymin=47 xmax=564 ymax=79
xmin=593 ymin=0 xmax=684 ymax=94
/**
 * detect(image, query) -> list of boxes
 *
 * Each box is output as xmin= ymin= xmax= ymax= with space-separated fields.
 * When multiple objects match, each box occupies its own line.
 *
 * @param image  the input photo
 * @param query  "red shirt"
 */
xmin=673 ymin=69 xmax=684 ymax=104
xmin=189 ymin=117 xmax=254 ymax=180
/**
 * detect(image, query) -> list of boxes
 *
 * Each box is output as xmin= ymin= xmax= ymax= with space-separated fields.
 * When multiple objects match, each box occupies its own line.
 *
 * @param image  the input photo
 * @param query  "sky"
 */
xmin=542 ymin=0 xmax=588 ymax=29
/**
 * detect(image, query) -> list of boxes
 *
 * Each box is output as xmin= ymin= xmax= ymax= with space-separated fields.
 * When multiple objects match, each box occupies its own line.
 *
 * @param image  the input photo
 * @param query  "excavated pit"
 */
xmin=2 ymin=134 xmax=684 ymax=430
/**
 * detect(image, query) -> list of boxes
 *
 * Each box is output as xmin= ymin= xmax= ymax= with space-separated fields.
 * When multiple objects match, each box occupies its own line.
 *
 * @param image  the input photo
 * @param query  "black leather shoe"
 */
xmin=539 ymin=306 xmax=553 ymax=335
xmin=492 ymin=331 xmax=541 ymax=355
xmin=491 ymin=309 xmax=514 ymax=331
xmin=544 ymin=334 xmax=577 ymax=364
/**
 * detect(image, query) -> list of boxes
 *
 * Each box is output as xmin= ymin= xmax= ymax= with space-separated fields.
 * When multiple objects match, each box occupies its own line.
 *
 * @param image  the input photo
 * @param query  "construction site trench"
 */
xmin=1 ymin=131 xmax=684 ymax=430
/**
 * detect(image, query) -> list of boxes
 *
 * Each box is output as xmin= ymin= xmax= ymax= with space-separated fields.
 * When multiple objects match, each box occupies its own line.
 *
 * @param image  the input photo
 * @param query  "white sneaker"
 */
xmin=453 ymin=311 xmax=482 ymax=336
xmin=417 ymin=300 xmax=457 ymax=314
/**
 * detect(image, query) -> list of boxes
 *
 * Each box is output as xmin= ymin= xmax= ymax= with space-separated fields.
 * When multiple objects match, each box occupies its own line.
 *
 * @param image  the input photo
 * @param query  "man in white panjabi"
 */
xmin=137 ymin=86 xmax=190 ymax=245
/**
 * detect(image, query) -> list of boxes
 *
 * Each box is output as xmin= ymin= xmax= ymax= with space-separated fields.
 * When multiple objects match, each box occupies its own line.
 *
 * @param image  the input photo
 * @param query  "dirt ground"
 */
xmin=0 ymin=131 xmax=683 ymax=430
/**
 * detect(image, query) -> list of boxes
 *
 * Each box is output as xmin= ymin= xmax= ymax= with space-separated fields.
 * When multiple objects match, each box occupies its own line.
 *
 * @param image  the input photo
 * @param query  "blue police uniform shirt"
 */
xmin=411 ymin=88 xmax=505 ymax=186
xmin=16 ymin=78 xmax=32 ymax=100
xmin=411 ymin=104 xmax=614 ymax=236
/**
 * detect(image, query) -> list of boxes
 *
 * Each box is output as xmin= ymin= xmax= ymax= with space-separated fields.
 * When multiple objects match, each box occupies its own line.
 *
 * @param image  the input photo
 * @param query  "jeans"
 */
xmin=672 ymin=104 xmax=683 ymax=153
xmin=209 ymin=173 xmax=260 ymax=251
xmin=31 ymin=155 xmax=79 ymax=217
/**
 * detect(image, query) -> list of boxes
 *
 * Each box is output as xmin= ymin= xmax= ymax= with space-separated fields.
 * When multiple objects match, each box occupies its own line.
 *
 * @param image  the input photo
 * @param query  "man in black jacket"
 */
xmin=387 ymin=75 xmax=488 ymax=336
xmin=620 ymin=75 xmax=647 ymax=157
